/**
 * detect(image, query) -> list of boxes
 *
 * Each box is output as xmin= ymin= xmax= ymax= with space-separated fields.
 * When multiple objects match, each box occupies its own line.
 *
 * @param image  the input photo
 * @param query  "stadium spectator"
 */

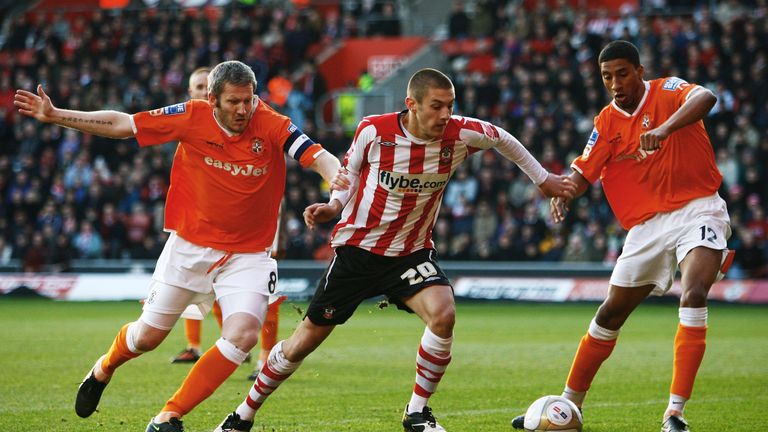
xmin=14 ymin=60 xmax=340 ymax=432
xmin=448 ymin=1 xmax=470 ymax=39
xmin=214 ymin=68 xmax=576 ymax=432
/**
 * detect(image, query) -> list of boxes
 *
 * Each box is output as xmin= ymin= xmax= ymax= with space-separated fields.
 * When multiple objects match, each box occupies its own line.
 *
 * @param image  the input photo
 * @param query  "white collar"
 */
xmin=611 ymin=80 xmax=650 ymax=117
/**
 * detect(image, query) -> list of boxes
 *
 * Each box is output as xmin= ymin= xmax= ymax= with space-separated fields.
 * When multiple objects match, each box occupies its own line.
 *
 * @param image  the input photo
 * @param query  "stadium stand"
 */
xmin=0 ymin=0 xmax=765 ymax=278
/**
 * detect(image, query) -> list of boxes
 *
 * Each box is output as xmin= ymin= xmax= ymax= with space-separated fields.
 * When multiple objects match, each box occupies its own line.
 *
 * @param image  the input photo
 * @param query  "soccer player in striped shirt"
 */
xmin=510 ymin=40 xmax=732 ymax=432
xmin=213 ymin=68 xmax=576 ymax=432
xmin=15 ymin=60 xmax=340 ymax=432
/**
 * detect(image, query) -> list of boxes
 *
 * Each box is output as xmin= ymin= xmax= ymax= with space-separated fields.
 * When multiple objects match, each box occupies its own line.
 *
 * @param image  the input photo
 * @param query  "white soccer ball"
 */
xmin=523 ymin=395 xmax=583 ymax=432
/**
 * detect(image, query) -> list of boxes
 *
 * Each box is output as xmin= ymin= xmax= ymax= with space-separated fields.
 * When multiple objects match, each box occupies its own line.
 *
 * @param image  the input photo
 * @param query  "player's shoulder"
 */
xmin=188 ymin=99 xmax=211 ymax=110
xmin=654 ymin=76 xmax=691 ymax=91
xmin=143 ymin=99 xmax=206 ymax=118
xmin=360 ymin=111 xmax=399 ymax=128
xmin=356 ymin=112 xmax=400 ymax=138
xmin=253 ymin=99 xmax=290 ymax=124
xmin=594 ymin=103 xmax=616 ymax=126
xmin=252 ymin=98 xmax=292 ymax=133
xmin=447 ymin=114 xmax=484 ymax=133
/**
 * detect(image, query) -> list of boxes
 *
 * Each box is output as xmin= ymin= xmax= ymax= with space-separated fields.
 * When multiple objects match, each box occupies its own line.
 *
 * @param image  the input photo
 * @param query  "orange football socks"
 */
xmin=100 ymin=323 xmax=141 ymax=376
xmin=184 ymin=319 xmax=202 ymax=348
xmin=565 ymin=333 xmax=617 ymax=395
xmin=162 ymin=344 xmax=239 ymax=416
xmin=670 ymin=324 xmax=706 ymax=399
xmin=261 ymin=301 xmax=280 ymax=352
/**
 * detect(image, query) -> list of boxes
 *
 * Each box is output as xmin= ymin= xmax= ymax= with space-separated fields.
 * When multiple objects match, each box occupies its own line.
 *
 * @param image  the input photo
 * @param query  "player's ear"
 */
xmin=637 ymin=64 xmax=645 ymax=79
xmin=208 ymin=92 xmax=216 ymax=106
xmin=405 ymin=96 xmax=416 ymax=112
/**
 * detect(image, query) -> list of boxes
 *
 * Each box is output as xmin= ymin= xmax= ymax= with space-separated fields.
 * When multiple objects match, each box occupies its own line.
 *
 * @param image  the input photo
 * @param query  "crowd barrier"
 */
xmin=1 ymin=261 xmax=766 ymax=304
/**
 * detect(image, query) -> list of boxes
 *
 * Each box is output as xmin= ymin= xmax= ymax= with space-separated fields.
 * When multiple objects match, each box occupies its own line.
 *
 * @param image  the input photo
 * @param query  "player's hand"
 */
xmin=303 ymin=201 xmax=342 ymax=231
xmin=537 ymin=173 xmax=577 ymax=199
xmin=14 ymin=84 xmax=56 ymax=123
xmin=329 ymin=167 xmax=351 ymax=191
xmin=550 ymin=196 xmax=571 ymax=223
xmin=639 ymin=126 xmax=669 ymax=151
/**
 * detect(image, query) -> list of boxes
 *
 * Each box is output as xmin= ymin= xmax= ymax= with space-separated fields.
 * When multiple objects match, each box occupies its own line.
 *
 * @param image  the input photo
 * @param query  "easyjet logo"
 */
xmin=204 ymin=156 xmax=268 ymax=177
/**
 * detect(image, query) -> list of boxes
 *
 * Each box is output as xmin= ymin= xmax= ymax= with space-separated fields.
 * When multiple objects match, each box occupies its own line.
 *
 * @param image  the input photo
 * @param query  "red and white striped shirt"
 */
xmin=330 ymin=111 xmax=548 ymax=256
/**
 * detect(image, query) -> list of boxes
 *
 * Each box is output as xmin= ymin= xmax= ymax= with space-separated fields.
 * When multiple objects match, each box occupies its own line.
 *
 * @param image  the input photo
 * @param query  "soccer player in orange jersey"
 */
xmin=172 ymin=67 xmax=284 ymax=369
xmin=14 ymin=60 xmax=340 ymax=432
xmin=511 ymin=41 xmax=733 ymax=432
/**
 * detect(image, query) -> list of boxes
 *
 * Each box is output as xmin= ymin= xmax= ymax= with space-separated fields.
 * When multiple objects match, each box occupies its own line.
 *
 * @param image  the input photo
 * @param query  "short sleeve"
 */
xmin=132 ymin=101 xmax=194 ymax=147
xmin=280 ymin=121 xmax=324 ymax=168
xmin=571 ymin=116 xmax=611 ymax=184
xmin=659 ymin=77 xmax=698 ymax=107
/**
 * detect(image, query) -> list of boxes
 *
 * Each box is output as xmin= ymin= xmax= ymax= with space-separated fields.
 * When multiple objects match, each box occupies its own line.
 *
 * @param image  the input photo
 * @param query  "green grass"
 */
xmin=1 ymin=298 xmax=766 ymax=431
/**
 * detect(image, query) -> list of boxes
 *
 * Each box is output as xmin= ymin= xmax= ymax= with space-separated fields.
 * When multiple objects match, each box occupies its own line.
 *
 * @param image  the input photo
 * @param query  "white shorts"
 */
xmin=610 ymin=193 xmax=731 ymax=296
xmin=141 ymin=232 xmax=278 ymax=329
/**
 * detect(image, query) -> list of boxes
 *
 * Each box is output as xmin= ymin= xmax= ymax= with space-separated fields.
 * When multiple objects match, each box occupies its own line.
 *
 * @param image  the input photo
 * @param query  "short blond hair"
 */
xmin=407 ymin=68 xmax=453 ymax=103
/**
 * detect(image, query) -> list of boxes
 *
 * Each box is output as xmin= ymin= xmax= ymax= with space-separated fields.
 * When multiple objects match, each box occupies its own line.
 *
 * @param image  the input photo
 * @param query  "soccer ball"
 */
xmin=522 ymin=395 xmax=583 ymax=431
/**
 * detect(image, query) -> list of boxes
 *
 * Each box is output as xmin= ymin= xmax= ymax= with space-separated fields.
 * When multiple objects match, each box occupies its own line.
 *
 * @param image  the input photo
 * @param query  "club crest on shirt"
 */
xmin=251 ymin=138 xmax=264 ymax=154
xmin=439 ymin=146 xmax=453 ymax=165
xmin=641 ymin=113 xmax=652 ymax=129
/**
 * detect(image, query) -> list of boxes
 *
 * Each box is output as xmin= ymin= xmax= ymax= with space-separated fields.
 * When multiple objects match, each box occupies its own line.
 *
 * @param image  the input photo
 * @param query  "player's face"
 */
xmin=600 ymin=59 xmax=645 ymax=112
xmin=410 ymin=87 xmax=454 ymax=140
xmin=187 ymin=72 xmax=208 ymax=100
xmin=210 ymin=83 xmax=255 ymax=134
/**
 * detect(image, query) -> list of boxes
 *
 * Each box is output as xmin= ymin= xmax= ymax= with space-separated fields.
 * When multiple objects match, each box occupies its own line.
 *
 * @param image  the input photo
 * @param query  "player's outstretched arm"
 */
xmin=549 ymin=171 xmax=589 ymax=223
xmin=308 ymin=151 xmax=342 ymax=185
xmin=303 ymin=166 xmax=358 ymax=230
xmin=640 ymin=86 xmax=717 ymax=151
xmin=303 ymin=201 xmax=343 ymax=231
xmin=537 ymin=173 xmax=577 ymax=199
xmin=14 ymin=84 xmax=134 ymax=139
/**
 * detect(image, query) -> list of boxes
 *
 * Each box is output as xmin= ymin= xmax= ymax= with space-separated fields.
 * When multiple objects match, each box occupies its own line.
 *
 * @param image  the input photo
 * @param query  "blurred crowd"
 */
xmin=0 ymin=0 xmax=766 ymax=278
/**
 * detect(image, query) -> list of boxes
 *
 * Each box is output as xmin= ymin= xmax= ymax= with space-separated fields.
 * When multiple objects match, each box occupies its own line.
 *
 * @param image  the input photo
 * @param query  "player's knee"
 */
xmin=594 ymin=305 xmax=627 ymax=331
xmin=133 ymin=322 xmax=168 ymax=352
xmin=680 ymin=286 xmax=708 ymax=308
xmin=428 ymin=305 xmax=455 ymax=336
xmin=227 ymin=326 xmax=260 ymax=351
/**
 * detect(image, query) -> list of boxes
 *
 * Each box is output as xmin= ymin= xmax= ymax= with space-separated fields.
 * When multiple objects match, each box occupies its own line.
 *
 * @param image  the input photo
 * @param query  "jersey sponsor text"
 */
xmin=204 ymin=156 xmax=268 ymax=177
xmin=379 ymin=170 xmax=449 ymax=194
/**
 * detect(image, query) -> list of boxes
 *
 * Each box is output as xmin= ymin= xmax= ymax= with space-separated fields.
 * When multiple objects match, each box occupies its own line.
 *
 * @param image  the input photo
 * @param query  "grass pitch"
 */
xmin=1 ymin=298 xmax=766 ymax=431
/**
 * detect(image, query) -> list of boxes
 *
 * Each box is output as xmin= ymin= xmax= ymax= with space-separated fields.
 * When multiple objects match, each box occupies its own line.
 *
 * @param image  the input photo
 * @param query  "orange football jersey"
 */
xmin=132 ymin=99 xmax=325 ymax=252
xmin=572 ymin=77 xmax=722 ymax=230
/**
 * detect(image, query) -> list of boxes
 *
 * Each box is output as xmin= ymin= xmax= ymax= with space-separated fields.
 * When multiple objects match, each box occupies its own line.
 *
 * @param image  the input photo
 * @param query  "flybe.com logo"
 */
xmin=379 ymin=171 xmax=449 ymax=194
xmin=204 ymin=156 xmax=268 ymax=177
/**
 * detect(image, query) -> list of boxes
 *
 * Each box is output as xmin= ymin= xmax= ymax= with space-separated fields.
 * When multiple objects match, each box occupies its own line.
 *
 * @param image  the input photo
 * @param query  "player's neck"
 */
xmin=213 ymin=110 xmax=241 ymax=136
xmin=401 ymin=111 xmax=429 ymax=141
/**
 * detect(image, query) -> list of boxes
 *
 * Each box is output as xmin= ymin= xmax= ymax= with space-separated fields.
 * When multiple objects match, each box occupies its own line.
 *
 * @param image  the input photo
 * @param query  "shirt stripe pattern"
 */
xmin=331 ymin=112 xmax=494 ymax=256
